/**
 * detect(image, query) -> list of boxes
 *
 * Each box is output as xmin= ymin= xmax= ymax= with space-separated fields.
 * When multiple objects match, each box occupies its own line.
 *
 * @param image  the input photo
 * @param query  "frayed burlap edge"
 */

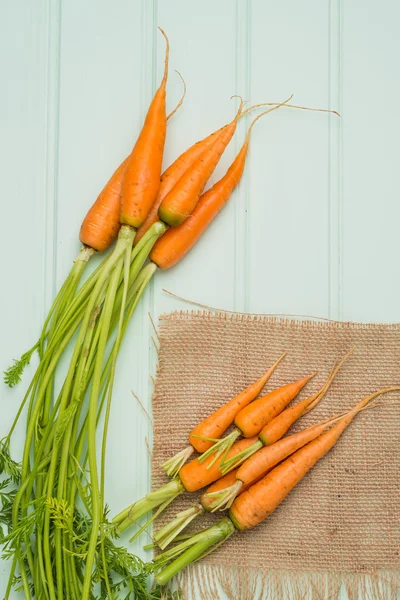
xmin=160 ymin=566 xmax=400 ymax=600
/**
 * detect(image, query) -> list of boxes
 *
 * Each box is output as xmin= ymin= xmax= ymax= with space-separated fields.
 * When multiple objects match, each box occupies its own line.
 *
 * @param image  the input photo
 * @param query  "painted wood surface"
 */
xmin=1 ymin=1 xmax=399 ymax=597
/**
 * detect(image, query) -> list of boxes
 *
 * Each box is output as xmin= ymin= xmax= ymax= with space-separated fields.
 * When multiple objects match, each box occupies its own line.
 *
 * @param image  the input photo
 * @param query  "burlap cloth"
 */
xmin=152 ymin=311 xmax=400 ymax=597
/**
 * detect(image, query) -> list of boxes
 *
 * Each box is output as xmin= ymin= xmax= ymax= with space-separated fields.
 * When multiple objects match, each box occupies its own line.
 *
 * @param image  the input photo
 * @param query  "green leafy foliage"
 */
xmin=1 ymin=496 xmax=45 ymax=560
xmin=3 ymin=345 xmax=37 ymax=387
xmin=0 ymin=439 xmax=21 ymax=484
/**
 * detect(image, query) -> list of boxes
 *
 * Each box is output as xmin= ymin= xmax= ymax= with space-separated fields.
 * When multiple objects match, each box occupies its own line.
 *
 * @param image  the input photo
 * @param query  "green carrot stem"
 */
xmin=54 ymin=256 xmax=124 ymax=598
xmin=153 ymin=504 xmax=205 ymax=550
xmin=37 ymin=270 xmax=73 ymax=360
xmin=81 ymin=225 xmax=135 ymax=600
xmin=98 ymin=241 xmax=131 ymax=600
xmin=69 ymin=260 xmax=157 ymax=505
xmin=114 ymin=477 xmax=184 ymax=533
xmin=155 ymin=518 xmax=235 ymax=585
xmin=7 ymin=456 xmax=51 ymax=596
xmin=40 ymin=229 xmax=130 ymax=600
xmin=40 ymin=249 xmax=92 ymax=429
xmin=197 ymin=428 xmax=242 ymax=468
xmin=39 ymin=246 xmax=94 ymax=355
xmin=221 ymin=439 xmax=263 ymax=474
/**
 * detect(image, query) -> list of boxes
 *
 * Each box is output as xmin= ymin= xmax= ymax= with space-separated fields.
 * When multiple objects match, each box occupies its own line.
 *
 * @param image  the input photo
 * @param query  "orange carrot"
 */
xmin=219 ymin=351 xmax=352 ymax=475
xmin=151 ymin=102 xmax=290 ymax=268
xmin=258 ymin=349 xmax=353 ymax=446
xmin=79 ymin=157 xmax=128 ymax=252
xmin=179 ymin=436 xmax=258 ymax=493
xmin=234 ymin=372 xmax=316 ymax=438
xmin=190 ymin=351 xmax=286 ymax=453
xmin=120 ymin=28 xmax=169 ymax=228
xmin=230 ymin=387 xmax=400 ymax=530
xmin=134 ymin=127 xmax=224 ymax=245
xmin=157 ymin=107 xmax=242 ymax=227
xmin=194 ymin=371 xmax=316 ymax=470
xmin=209 ymin=413 xmax=343 ymax=510
xmin=157 ymin=97 xmax=292 ymax=228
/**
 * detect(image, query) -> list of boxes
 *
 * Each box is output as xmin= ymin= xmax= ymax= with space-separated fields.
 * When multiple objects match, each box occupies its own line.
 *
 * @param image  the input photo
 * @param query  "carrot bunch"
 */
xmin=112 ymin=352 xmax=346 ymax=544
xmin=153 ymin=385 xmax=400 ymax=585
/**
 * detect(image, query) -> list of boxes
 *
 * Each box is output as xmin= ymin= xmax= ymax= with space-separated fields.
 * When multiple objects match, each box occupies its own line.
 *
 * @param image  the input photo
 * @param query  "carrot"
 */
xmin=230 ymin=386 xmax=400 ymax=530
xmin=179 ymin=435 xmax=259 ymax=492
xmin=79 ymin=157 xmax=128 ymax=252
xmin=198 ymin=371 xmax=316 ymax=469
xmin=134 ymin=127 xmax=223 ymax=245
xmin=155 ymin=387 xmax=400 ymax=585
xmin=157 ymin=102 xmax=243 ymax=227
xmin=220 ymin=349 xmax=353 ymax=473
xmin=112 ymin=436 xmax=258 ymax=536
xmin=150 ymin=105 xmax=281 ymax=268
xmin=234 ymin=372 xmax=316 ymax=438
xmin=190 ymin=351 xmax=287 ymax=453
xmin=207 ymin=413 xmax=343 ymax=511
xmin=157 ymin=96 xmax=292 ymax=228
xmin=162 ymin=352 xmax=286 ymax=478
xmin=120 ymin=28 xmax=169 ymax=228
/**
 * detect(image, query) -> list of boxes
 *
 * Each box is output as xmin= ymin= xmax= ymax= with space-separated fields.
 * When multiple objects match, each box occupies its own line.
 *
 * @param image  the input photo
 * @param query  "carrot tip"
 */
xmin=166 ymin=70 xmax=187 ymax=122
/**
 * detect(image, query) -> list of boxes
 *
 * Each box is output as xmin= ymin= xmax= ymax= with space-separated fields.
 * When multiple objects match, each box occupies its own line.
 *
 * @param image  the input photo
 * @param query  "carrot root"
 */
xmin=162 ymin=445 xmax=194 ymax=478
xmin=205 ymin=480 xmax=243 ymax=512
xmin=153 ymin=504 xmax=205 ymax=550
xmin=196 ymin=428 xmax=241 ymax=468
xmin=166 ymin=70 xmax=186 ymax=121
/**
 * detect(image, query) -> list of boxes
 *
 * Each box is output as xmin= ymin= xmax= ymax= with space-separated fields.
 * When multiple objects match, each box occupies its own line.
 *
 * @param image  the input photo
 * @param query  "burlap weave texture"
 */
xmin=152 ymin=311 xmax=400 ymax=576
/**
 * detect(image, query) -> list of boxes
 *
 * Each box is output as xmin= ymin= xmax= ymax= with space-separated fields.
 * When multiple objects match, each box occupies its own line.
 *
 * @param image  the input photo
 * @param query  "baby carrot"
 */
xmin=234 ymin=372 xmax=316 ymax=438
xmin=120 ymin=28 xmax=169 ymax=228
xmin=157 ymin=101 xmax=244 ymax=226
xmin=230 ymin=387 xmax=400 ymax=530
xmin=221 ymin=350 xmax=353 ymax=473
xmin=155 ymin=387 xmax=400 ymax=585
xmin=199 ymin=372 xmax=316 ymax=468
xmin=190 ymin=351 xmax=287 ymax=453
xmin=79 ymin=157 xmax=128 ymax=252
xmin=162 ymin=352 xmax=286 ymax=478
xmin=259 ymin=349 xmax=353 ymax=446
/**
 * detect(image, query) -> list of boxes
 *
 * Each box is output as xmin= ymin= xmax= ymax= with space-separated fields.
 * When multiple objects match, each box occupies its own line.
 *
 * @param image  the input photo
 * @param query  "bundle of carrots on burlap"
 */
xmin=112 ymin=348 xmax=400 ymax=585
xmin=1 ymin=28 xmax=384 ymax=598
